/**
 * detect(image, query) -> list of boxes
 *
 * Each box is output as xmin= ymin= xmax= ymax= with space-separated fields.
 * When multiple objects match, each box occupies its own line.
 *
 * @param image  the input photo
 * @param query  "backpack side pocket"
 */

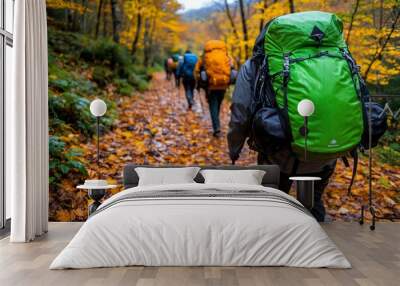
xmin=251 ymin=106 xmax=288 ymax=152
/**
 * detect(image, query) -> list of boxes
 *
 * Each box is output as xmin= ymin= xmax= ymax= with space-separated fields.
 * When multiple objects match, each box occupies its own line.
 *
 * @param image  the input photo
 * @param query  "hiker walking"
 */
xmin=227 ymin=12 xmax=386 ymax=222
xmin=196 ymin=40 xmax=235 ymax=137
xmin=167 ymin=53 xmax=181 ymax=87
xmin=177 ymin=50 xmax=198 ymax=110
xmin=165 ymin=57 xmax=173 ymax=80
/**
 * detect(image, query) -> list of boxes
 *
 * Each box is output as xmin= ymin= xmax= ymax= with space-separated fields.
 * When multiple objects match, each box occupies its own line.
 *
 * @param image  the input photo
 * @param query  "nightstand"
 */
xmin=289 ymin=176 xmax=321 ymax=210
xmin=77 ymin=184 xmax=117 ymax=215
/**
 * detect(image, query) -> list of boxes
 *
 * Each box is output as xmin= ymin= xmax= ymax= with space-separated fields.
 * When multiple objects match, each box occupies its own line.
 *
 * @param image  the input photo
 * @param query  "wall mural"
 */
xmin=46 ymin=0 xmax=400 ymax=222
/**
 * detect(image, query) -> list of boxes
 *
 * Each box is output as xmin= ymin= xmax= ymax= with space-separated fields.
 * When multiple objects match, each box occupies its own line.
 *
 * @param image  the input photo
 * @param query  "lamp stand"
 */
xmin=304 ymin=116 xmax=308 ymax=161
xmin=300 ymin=116 xmax=309 ymax=161
xmin=96 ymin=116 xmax=100 ymax=179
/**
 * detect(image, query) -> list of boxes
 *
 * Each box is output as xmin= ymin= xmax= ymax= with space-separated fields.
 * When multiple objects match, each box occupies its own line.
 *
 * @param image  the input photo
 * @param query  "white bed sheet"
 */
xmin=50 ymin=183 xmax=351 ymax=269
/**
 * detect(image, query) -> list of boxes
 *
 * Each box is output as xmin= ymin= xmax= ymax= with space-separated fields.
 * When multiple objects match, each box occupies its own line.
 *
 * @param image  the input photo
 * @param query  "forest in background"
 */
xmin=183 ymin=1 xmax=399 ymax=86
xmin=46 ymin=0 xmax=400 ymax=221
xmin=46 ymin=0 xmax=400 ymax=86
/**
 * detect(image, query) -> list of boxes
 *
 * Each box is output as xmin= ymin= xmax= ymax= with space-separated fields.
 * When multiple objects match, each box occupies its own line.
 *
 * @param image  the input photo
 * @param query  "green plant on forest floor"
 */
xmin=49 ymin=136 xmax=87 ymax=186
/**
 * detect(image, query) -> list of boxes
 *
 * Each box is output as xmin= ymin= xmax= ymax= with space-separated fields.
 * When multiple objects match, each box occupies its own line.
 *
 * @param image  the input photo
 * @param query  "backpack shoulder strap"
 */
xmin=253 ymin=55 xmax=276 ymax=108
xmin=341 ymin=48 xmax=368 ymax=101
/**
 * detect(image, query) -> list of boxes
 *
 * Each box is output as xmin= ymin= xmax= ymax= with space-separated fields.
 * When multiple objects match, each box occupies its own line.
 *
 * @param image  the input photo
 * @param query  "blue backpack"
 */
xmin=181 ymin=53 xmax=198 ymax=79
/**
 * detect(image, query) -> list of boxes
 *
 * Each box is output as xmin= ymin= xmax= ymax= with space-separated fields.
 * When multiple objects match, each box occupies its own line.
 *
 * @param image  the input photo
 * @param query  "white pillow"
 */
xmin=135 ymin=167 xmax=200 ymax=186
xmin=200 ymin=169 xmax=266 ymax=185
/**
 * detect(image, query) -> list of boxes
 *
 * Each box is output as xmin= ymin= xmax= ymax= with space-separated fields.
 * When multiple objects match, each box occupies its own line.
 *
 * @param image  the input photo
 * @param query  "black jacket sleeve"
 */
xmin=227 ymin=59 xmax=257 ymax=161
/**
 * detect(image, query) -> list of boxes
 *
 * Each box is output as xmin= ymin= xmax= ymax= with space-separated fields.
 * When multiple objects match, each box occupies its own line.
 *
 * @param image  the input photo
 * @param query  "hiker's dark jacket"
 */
xmin=227 ymin=25 xmax=335 ymax=174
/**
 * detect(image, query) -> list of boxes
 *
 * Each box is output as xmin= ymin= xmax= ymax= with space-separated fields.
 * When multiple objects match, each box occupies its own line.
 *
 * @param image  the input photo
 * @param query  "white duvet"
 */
xmin=50 ymin=183 xmax=351 ymax=269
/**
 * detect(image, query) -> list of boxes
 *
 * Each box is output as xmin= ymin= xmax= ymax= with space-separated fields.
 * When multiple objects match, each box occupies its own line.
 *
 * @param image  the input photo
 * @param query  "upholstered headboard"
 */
xmin=123 ymin=164 xmax=281 ymax=189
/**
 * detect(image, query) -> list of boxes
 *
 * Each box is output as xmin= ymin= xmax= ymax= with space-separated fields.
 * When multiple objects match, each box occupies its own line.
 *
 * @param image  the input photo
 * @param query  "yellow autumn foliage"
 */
xmin=184 ymin=0 xmax=399 ymax=84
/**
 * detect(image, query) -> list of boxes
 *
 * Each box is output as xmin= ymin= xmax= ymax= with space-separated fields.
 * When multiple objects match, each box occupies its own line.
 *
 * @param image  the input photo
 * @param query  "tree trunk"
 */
xmin=224 ymin=0 xmax=239 ymax=39
xmin=72 ymin=7 xmax=81 ymax=31
xmin=95 ymin=0 xmax=104 ymax=38
xmin=378 ymin=0 xmax=384 ymax=45
xmin=148 ymin=16 xmax=157 ymax=66
xmin=80 ymin=0 xmax=88 ymax=33
xmin=67 ymin=5 xmax=73 ymax=30
xmin=246 ymin=0 xmax=252 ymax=20
xmin=131 ymin=10 xmax=142 ymax=56
xmin=103 ymin=0 xmax=109 ymax=37
xmin=110 ymin=0 xmax=121 ymax=43
xmin=346 ymin=0 xmax=360 ymax=46
xmin=238 ymin=0 xmax=249 ymax=60
xmin=64 ymin=8 xmax=69 ymax=29
xmin=222 ymin=1 xmax=242 ymax=64
xmin=143 ymin=18 xmax=151 ymax=67
xmin=289 ymin=0 xmax=295 ymax=13
xmin=363 ymin=8 xmax=400 ymax=80
xmin=259 ymin=0 xmax=268 ymax=32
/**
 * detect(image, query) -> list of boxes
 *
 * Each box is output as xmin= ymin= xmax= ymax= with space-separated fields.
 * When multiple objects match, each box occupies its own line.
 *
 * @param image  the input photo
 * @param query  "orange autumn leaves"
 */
xmin=46 ymin=0 xmax=399 ymax=222
xmin=326 ymin=158 xmax=400 ymax=220
xmin=51 ymin=73 xmax=400 ymax=222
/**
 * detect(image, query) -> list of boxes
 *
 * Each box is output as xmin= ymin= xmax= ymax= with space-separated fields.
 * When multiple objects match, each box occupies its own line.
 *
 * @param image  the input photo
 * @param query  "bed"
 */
xmin=50 ymin=165 xmax=350 ymax=269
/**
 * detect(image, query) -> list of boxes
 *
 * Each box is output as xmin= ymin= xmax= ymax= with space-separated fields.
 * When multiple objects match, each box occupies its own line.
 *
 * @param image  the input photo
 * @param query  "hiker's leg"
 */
xmin=279 ymin=172 xmax=293 ymax=194
xmin=183 ymin=80 xmax=193 ymax=107
xmin=188 ymin=79 xmax=196 ymax=106
xmin=174 ymin=72 xmax=179 ymax=87
xmin=216 ymin=90 xmax=225 ymax=112
xmin=214 ymin=90 xmax=225 ymax=132
xmin=207 ymin=91 xmax=219 ymax=132
xmin=258 ymin=152 xmax=292 ymax=193
xmin=309 ymin=162 xmax=336 ymax=222
xmin=187 ymin=88 xmax=194 ymax=107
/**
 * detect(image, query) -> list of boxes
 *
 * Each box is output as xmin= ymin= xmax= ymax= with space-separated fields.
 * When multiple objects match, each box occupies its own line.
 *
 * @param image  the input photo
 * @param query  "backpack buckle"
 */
xmin=319 ymin=51 xmax=329 ymax=57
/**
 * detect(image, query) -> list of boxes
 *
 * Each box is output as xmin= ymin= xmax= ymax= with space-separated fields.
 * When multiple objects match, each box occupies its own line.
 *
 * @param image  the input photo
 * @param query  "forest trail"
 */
xmin=86 ymin=72 xmax=257 ymax=183
xmin=47 ymin=1 xmax=400 ymax=223
xmin=79 ymin=72 xmax=399 ymax=222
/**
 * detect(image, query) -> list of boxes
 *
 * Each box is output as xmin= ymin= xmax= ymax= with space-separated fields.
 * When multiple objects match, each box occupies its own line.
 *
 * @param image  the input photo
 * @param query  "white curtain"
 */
xmin=9 ymin=0 xmax=49 ymax=242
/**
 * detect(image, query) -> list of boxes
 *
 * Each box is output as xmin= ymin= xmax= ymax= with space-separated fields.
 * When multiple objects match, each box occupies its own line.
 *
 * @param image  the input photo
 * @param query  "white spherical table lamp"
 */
xmin=297 ymin=99 xmax=315 ymax=161
xmin=90 ymin=99 xmax=107 ymax=117
xmin=90 ymin=99 xmax=107 ymax=177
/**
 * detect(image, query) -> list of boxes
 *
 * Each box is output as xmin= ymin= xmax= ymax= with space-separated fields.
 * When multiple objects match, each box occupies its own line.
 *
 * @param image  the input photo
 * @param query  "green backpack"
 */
xmin=253 ymin=11 xmax=365 ymax=161
xmin=251 ymin=11 xmax=387 ymax=192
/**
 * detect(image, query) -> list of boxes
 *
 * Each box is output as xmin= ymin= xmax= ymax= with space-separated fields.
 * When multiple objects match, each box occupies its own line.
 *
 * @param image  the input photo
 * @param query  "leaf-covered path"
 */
xmin=89 ymin=72 xmax=257 ymax=170
xmin=76 ymin=73 xmax=400 ymax=221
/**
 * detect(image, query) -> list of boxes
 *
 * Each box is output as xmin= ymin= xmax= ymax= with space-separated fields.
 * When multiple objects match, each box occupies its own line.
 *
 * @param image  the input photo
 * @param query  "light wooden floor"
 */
xmin=0 ymin=222 xmax=399 ymax=286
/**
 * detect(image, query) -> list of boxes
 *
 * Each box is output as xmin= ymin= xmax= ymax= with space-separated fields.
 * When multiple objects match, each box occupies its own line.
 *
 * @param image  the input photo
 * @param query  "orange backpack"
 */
xmin=203 ymin=40 xmax=231 ymax=90
xmin=167 ymin=58 xmax=178 ymax=71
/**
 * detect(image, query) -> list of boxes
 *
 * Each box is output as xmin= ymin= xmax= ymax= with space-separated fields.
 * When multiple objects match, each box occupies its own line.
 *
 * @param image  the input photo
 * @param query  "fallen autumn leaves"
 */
xmin=51 ymin=73 xmax=400 ymax=222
